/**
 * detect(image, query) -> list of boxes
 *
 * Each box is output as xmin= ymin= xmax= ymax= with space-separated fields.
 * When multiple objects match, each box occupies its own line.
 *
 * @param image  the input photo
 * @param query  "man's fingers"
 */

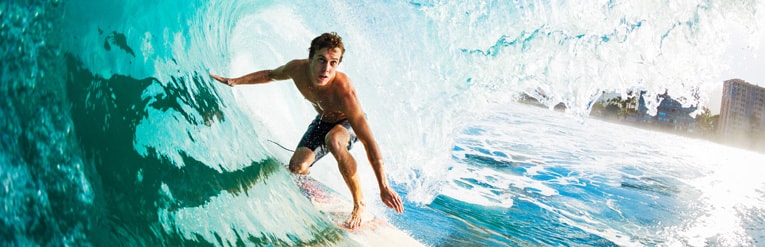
xmin=385 ymin=199 xmax=395 ymax=209
xmin=394 ymin=197 xmax=404 ymax=214
xmin=209 ymin=74 xmax=232 ymax=86
xmin=385 ymin=194 xmax=404 ymax=214
xmin=382 ymin=190 xmax=404 ymax=214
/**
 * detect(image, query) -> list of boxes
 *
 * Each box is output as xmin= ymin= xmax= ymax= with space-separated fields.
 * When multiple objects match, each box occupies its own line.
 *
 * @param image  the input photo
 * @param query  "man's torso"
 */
xmin=286 ymin=59 xmax=351 ymax=123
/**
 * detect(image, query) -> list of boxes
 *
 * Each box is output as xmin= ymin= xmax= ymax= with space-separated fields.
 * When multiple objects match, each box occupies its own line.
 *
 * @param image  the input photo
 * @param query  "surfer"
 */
xmin=209 ymin=32 xmax=404 ymax=229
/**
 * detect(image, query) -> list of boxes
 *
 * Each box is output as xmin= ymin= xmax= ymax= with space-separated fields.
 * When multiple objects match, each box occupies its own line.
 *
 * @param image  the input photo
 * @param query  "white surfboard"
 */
xmin=296 ymin=176 xmax=425 ymax=247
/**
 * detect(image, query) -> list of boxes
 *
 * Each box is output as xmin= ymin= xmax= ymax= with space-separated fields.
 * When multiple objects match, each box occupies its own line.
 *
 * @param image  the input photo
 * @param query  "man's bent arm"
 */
xmin=347 ymin=108 xmax=386 ymax=186
xmin=346 ymin=104 xmax=404 ymax=214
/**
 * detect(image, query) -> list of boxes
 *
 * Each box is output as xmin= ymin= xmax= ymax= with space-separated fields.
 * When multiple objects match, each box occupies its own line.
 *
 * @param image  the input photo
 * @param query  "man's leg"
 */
xmin=325 ymin=125 xmax=365 ymax=229
xmin=289 ymin=147 xmax=315 ymax=175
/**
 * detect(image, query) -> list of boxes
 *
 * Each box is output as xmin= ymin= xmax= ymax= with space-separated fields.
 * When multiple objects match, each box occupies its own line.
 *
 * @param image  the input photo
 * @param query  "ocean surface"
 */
xmin=3 ymin=0 xmax=765 ymax=246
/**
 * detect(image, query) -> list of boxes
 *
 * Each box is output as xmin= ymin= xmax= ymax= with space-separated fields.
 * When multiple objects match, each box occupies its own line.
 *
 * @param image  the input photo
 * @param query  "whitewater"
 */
xmin=3 ymin=0 xmax=765 ymax=246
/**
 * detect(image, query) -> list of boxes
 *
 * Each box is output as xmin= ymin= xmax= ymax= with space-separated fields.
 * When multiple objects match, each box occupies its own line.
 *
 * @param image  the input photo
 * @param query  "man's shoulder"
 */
xmin=333 ymin=72 xmax=355 ymax=91
xmin=285 ymin=59 xmax=309 ymax=68
xmin=332 ymin=72 xmax=358 ymax=103
xmin=334 ymin=71 xmax=351 ymax=83
xmin=281 ymin=59 xmax=309 ymax=78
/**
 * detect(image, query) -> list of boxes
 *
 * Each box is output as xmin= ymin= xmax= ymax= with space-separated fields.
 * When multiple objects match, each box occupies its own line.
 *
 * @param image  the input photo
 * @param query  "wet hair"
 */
xmin=308 ymin=32 xmax=345 ymax=63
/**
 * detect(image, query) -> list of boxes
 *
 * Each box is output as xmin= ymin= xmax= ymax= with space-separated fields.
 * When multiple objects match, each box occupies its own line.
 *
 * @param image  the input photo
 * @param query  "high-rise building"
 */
xmin=718 ymin=79 xmax=765 ymax=146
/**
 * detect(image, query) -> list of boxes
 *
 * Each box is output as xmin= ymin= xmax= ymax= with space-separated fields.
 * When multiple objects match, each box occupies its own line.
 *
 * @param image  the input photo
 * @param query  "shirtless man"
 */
xmin=210 ymin=32 xmax=404 ymax=229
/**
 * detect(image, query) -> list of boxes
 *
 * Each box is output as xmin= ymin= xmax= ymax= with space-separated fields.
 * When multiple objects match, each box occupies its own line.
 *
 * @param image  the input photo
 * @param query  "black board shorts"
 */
xmin=297 ymin=115 xmax=359 ymax=165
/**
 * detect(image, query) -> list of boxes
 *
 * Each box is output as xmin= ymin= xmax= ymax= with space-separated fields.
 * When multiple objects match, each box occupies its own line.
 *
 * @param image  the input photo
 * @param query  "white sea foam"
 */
xmin=449 ymin=103 xmax=765 ymax=246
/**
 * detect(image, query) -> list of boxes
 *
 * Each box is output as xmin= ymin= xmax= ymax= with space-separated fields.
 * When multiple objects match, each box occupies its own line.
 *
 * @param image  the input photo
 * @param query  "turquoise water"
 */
xmin=3 ymin=0 xmax=765 ymax=246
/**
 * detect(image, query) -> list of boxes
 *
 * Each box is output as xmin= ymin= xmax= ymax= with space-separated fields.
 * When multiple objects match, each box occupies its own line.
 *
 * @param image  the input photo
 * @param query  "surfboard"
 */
xmin=296 ymin=176 xmax=425 ymax=247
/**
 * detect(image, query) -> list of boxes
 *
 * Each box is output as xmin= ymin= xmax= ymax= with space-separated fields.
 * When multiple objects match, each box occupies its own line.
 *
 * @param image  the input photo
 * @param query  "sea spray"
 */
xmin=264 ymin=0 xmax=765 ymax=206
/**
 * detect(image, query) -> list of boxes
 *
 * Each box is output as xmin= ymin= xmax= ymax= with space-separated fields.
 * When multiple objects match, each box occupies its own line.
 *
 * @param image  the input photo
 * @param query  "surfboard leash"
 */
xmin=267 ymin=139 xmax=295 ymax=153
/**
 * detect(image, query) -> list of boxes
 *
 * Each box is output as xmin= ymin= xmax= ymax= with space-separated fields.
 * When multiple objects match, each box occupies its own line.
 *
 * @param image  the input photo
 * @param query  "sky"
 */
xmin=709 ymin=26 xmax=765 ymax=114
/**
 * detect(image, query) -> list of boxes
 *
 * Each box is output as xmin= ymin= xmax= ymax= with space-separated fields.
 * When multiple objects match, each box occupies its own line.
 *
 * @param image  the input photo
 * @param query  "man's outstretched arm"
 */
xmin=210 ymin=61 xmax=294 ymax=87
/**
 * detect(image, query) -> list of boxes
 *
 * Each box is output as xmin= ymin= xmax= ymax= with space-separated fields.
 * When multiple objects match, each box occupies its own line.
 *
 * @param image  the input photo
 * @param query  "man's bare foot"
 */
xmin=345 ymin=203 xmax=365 ymax=229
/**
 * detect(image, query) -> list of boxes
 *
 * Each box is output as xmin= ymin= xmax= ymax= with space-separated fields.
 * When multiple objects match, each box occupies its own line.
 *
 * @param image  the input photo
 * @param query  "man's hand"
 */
xmin=210 ymin=73 xmax=235 ymax=87
xmin=381 ymin=187 xmax=404 ymax=214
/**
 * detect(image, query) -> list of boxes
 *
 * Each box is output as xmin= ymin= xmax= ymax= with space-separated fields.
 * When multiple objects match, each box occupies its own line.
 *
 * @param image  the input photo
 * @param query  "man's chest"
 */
xmin=294 ymin=82 xmax=342 ymax=111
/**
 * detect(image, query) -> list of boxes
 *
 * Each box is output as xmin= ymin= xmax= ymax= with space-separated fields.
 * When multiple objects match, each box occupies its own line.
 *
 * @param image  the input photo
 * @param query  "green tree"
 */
xmin=695 ymin=107 xmax=718 ymax=136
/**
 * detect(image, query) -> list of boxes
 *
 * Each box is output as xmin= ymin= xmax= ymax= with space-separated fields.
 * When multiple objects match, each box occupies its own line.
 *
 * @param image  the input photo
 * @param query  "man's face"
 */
xmin=310 ymin=47 xmax=343 ymax=86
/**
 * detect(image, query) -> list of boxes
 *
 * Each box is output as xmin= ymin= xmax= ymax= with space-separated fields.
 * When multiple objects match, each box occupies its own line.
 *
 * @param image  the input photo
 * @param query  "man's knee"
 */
xmin=289 ymin=160 xmax=310 ymax=174
xmin=326 ymin=139 xmax=345 ymax=154
xmin=325 ymin=128 xmax=350 ymax=155
xmin=289 ymin=148 xmax=314 ymax=175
